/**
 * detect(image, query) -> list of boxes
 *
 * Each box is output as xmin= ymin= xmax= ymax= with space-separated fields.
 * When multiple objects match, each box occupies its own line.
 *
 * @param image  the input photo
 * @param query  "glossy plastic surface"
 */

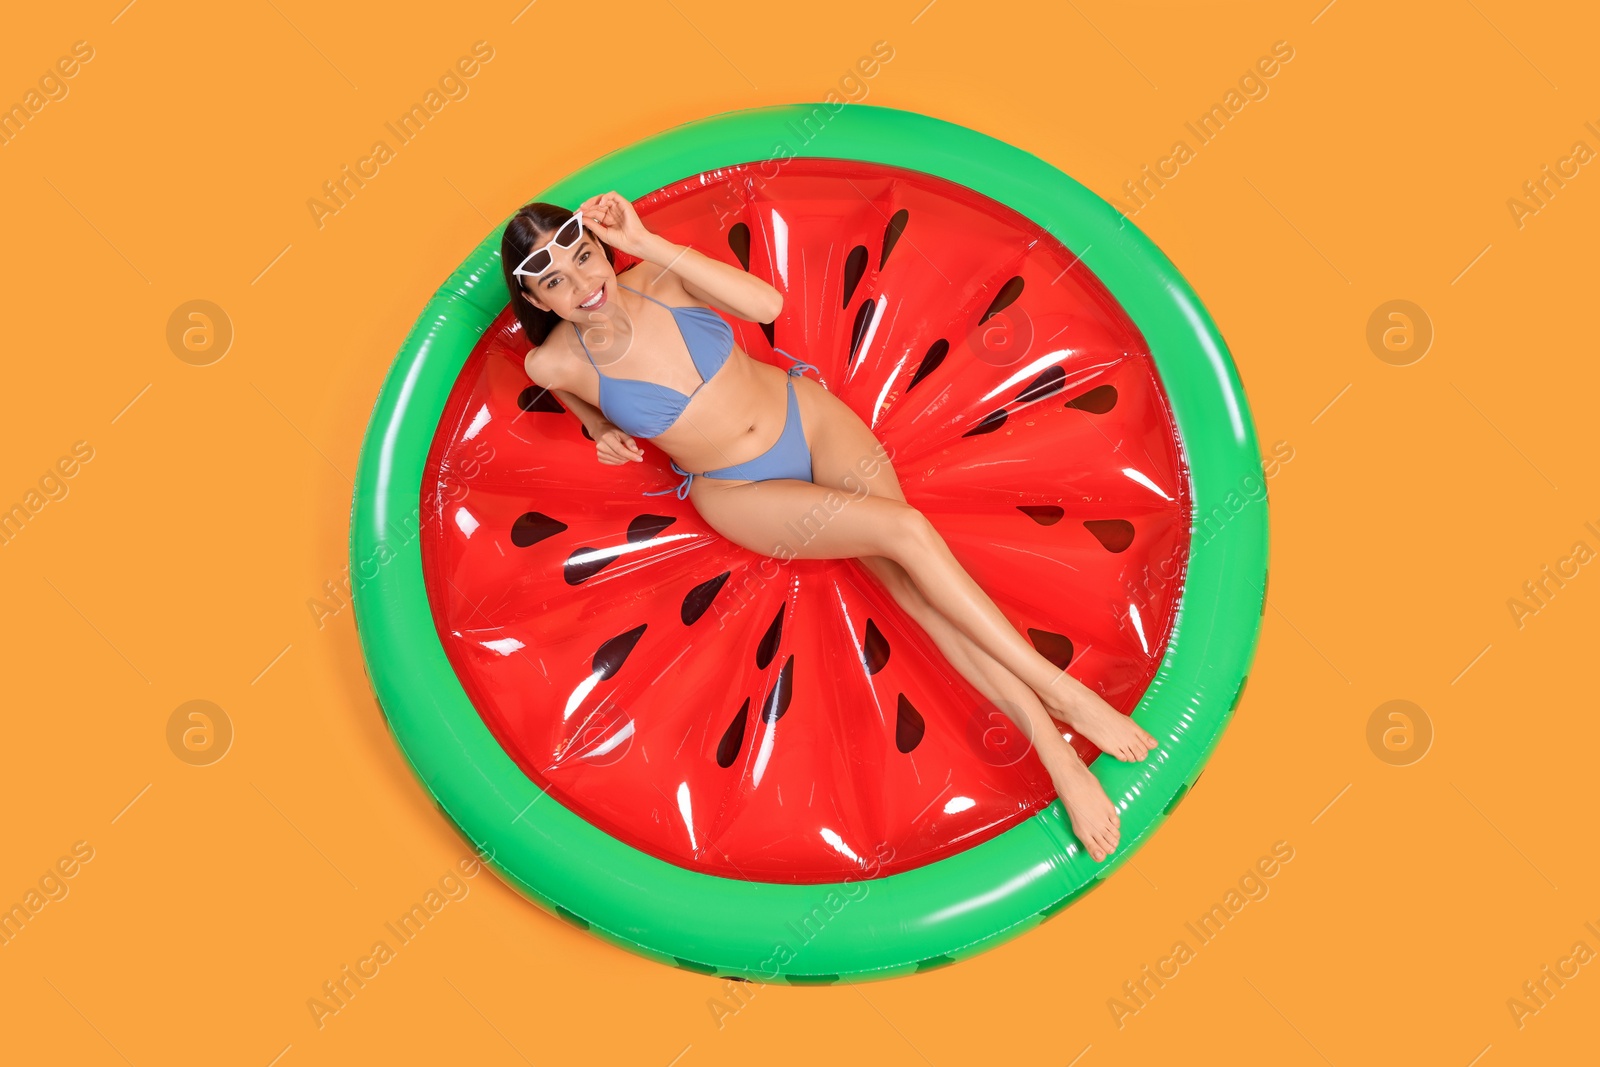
xmin=350 ymin=103 xmax=1268 ymax=982
xmin=419 ymin=158 xmax=1190 ymax=883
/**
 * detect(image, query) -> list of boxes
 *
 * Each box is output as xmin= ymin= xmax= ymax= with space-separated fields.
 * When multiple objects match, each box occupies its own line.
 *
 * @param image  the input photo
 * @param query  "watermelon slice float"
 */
xmin=351 ymin=104 xmax=1268 ymax=982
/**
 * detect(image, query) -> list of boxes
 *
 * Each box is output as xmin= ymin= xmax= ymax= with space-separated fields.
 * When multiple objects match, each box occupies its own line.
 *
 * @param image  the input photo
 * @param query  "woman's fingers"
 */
xmin=594 ymin=426 xmax=644 ymax=465
xmin=593 ymin=192 xmax=627 ymax=229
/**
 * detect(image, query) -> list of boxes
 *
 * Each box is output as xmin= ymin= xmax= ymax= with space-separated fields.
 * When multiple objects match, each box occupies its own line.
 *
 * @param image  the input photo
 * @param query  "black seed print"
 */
xmin=592 ymin=624 xmax=647 ymax=680
xmin=881 ymin=209 xmax=908 ymax=269
xmin=717 ymin=699 xmax=750 ymax=768
xmin=962 ymin=409 xmax=1007 ymax=437
xmin=728 ymin=223 xmax=752 ymax=271
xmin=786 ymin=972 xmax=840 ymax=985
xmin=563 ymin=546 xmax=613 ymax=585
xmin=673 ymin=956 xmax=718 ymax=975
xmin=842 ymin=245 xmax=869 ymax=307
xmin=517 ymin=385 xmax=565 ymax=414
xmin=756 ymin=604 xmax=785 ymax=670
xmin=1162 ymin=783 xmax=1190 ymax=816
xmin=1018 ymin=505 xmax=1064 ymax=526
xmin=1014 ymin=366 xmax=1065 ymax=404
xmin=760 ymin=320 xmax=776 ymax=349
xmin=682 ymin=571 xmax=731 ymax=625
xmin=510 ymin=511 xmax=567 ymax=548
xmin=906 ymin=338 xmax=948 ymax=393
xmin=1039 ymin=880 xmax=1096 ymax=920
xmin=862 ymin=619 xmax=890 ymax=674
xmin=1065 ymin=385 xmax=1118 ymax=414
xmin=1083 ymin=519 xmax=1135 ymax=553
xmin=1027 ymin=628 xmax=1074 ymax=670
xmin=627 ymin=513 xmax=677 ymax=543
xmin=979 ymin=277 xmax=1025 ymax=323
xmin=761 ymin=655 xmax=794 ymax=724
xmin=895 ymin=694 xmax=925 ymax=753
xmin=847 ymin=300 xmax=874 ymax=369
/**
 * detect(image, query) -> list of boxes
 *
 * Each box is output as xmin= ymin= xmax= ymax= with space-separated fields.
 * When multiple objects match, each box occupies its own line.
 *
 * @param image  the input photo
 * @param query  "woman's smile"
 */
xmin=577 ymin=282 xmax=607 ymax=310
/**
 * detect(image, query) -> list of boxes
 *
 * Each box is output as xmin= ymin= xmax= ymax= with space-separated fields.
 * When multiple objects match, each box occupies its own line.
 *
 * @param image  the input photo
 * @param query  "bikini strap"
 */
xmin=617 ymin=282 xmax=673 ymax=310
xmin=571 ymin=320 xmax=601 ymax=371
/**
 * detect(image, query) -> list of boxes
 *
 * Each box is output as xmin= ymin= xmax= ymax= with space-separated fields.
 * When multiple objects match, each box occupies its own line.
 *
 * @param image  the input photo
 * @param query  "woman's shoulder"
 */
xmin=524 ymin=323 xmax=577 ymax=388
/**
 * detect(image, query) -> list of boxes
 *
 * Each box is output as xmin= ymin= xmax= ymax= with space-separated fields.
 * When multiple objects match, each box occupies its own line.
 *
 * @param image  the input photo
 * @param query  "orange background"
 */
xmin=2 ymin=1 xmax=1596 ymax=1063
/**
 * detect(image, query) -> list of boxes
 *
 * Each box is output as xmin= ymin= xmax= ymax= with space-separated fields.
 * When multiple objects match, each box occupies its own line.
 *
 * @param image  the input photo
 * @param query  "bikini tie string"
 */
xmin=642 ymin=460 xmax=695 ymax=500
xmin=774 ymin=346 xmax=821 ymax=379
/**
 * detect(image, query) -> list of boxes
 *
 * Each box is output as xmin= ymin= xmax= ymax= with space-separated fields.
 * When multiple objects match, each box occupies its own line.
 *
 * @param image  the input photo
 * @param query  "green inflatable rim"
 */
xmin=350 ymin=102 xmax=1269 ymax=983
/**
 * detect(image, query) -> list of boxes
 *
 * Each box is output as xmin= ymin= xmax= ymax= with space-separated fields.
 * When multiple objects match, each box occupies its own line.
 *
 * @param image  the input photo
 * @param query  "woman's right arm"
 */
xmin=526 ymin=349 xmax=642 ymax=464
xmin=525 ymin=347 xmax=600 ymax=434
xmin=554 ymin=387 xmax=620 ymax=439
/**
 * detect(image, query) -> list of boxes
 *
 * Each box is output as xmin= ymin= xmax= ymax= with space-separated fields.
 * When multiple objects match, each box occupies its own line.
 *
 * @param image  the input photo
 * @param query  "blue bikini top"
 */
xmin=573 ymin=282 xmax=735 ymax=439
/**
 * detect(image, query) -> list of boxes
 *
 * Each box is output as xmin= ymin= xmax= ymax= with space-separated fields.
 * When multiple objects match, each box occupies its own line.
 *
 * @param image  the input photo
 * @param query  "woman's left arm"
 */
xmin=580 ymin=191 xmax=783 ymax=323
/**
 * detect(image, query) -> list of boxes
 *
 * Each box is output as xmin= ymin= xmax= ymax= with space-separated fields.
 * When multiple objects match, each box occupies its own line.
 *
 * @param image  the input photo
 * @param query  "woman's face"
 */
xmin=518 ymin=229 xmax=616 ymax=320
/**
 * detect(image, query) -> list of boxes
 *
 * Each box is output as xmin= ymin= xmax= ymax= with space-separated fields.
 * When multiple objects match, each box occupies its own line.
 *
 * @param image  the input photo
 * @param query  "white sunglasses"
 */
xmin=512 ymin=210 xmax=586 ymax=280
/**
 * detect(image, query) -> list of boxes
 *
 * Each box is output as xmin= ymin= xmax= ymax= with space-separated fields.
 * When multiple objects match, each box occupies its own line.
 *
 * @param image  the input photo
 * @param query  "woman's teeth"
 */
xmin=579 ymin=286 xmax=605 ymax=309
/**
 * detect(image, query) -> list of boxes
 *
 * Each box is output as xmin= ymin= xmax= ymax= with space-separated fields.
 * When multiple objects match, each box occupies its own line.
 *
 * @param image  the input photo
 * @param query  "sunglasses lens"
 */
xmin=523 ymin=249 xmax=551 ymax=275
xmin=555 ymin=215 xmax=582 ymax=246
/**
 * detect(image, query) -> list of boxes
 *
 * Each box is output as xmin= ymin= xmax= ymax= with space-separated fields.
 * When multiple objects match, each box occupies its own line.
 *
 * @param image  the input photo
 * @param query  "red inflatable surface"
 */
xmin=419 ymin=159 xmax=1191 ymax=884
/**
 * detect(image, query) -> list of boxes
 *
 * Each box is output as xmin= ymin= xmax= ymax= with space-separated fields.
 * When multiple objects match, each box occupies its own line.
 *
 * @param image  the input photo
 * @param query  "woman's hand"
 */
xmin=579 ymin=192 xmax=652 ymax=259
xmin=594 ymin=421 xmax=645 ymax=465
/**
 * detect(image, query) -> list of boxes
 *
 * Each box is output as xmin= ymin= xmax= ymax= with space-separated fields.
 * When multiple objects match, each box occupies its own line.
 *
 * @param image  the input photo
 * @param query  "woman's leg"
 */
xmin=852 ymin=550 xmax=1152 ymax=759
xmin=853 ymin=554 xmax=1054 ymax=739
xmin=882 ymin=513 xmax=1159 ymax=759
xmin=855 ymin=556 xmax=1127 ymax=860
xmin=787 ymin=376 xmax=1157 ymax=762
xmin=691 ymin=475 xmax=1124 ymax=861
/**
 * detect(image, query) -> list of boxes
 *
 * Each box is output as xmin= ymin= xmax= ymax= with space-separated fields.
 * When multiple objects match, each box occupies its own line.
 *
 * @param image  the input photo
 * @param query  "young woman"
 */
xmin=504 ymin=191 xmax=1158 ymax=863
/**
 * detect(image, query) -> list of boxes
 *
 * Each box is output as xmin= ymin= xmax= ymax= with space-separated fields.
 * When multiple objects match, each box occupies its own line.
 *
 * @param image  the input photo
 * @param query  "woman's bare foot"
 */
xmin=1038 ymin=670 xmax=1158 ymax=762
xmin=1043 ymin=744 xmax=1121 ymax=862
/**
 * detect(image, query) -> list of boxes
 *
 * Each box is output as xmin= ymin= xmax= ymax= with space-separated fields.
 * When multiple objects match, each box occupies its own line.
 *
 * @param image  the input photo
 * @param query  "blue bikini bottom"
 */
xmin=644 ymin=350 xmax=819 ymax=500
